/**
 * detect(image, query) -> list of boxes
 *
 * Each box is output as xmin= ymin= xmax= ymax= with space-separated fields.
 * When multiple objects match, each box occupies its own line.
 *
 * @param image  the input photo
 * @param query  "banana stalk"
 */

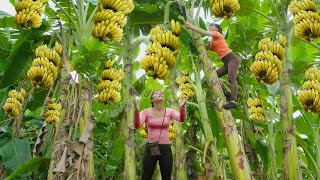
xmin=281 ymin=31 xmax=301 ymax=180
xmin=168 ymin=67 xmax=187 ymax=179
xmin=192 ymin=61 xmax=224 ymax=179
xmin=187 ymin=30 xmax=252 ymax=179
xmin=47 ymin=28 xmax=71 ymax=180
xmin=239 ymin=77 xmax=266 ymax=179
xmin=122 ymin=27 xmax=136 ymax=179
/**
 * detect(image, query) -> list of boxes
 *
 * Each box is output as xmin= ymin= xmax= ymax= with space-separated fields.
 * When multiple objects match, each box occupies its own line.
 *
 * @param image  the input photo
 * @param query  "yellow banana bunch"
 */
xmin=171 ymin=19 xmax=181 ymax=36
xmin=97 ymin=88 xmax=121 ymax=105
xmin=97 ymin=59 xmax=124 ymax=105
xmin=255 ymin=51 xmax=282 ymax=74
xmin=289 ymin=0 xmax=317 ymax=15
xmin=54 ymin=42 xmax=62 ymax=56
xmin=92 ymin=0 xmax=133 ymax=43
xmin=2 ymin=89 xmax=26 ymax=118
xmin=179 ymin=83 xmax=193 ymax=90
xmin=247 ymin=98 xmax=266 ymax=122
xmin=168 ymin=122 xmax=176 ymax=140
xmin=105 ymin=59 xmax=115 ymax=69
xmin=305 ymin=67 xmax=320 ymax=81
xmin=176 ymin=70 xmax=195 ymax=100
xmin=247 ymin=98 xmax=262 ymax=107
xmin=14 ymin=0 xmax=47 ymax=29
xmin=295 ymin=19 xmax=320 ymax=41
xmin=279 ymin=34 xmax=287 ymax=47
xmin=293 ymin=11 xmax=320 ymax=25
xmin=258 ymin=37 xmax=272 ymax=50
xmin=210 ymin=0 xmax=240 ymax=19
xmin=27 ymin=66 xmax=54 ymax=89
xmin=298 ymin=89 xmax=320 ymax=112
xmin=139 ymin=123 xmax=148 ymax=138
xmin=180 ymin=88 xmax=195 ymax=100
xmin=175 ymin=76 xmax=189 ymax=84
xmin=44 ymin=98 xmax=61 ymax=125
xmin=302 ymin=80 xmax=320 ymax=92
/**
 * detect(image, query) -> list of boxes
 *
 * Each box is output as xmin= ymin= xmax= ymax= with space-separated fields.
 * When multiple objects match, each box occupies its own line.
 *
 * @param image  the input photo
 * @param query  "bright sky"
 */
xmin=0 ymin=1 xmax=15 ymax=16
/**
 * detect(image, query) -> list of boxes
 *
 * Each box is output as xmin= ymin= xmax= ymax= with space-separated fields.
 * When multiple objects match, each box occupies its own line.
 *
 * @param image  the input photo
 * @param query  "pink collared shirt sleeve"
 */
xmin=134 ymin=109 xmax=147 ymax=129
xmin=170 ymin=104 xmax=186 ymax=122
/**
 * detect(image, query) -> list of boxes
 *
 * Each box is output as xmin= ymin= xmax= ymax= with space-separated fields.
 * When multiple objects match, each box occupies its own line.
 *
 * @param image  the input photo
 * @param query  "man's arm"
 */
xmin=184 ymin=21 xmax=213 ymax=37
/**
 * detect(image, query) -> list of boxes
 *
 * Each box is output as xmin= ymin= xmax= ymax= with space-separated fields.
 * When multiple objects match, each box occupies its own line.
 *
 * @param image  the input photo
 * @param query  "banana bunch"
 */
xmin=97 ymin=59 xmax=124 ymax=105
xmin=146 ymin=42 xmax=176 ymax=68
xmin=92 ymin=0 xmax=134 ymax=43
xmin=247 ymin=98 xmax=266 ymax=122
xmin=257 ymin=37 xmax=285 ymax=60
xmin=298 ymin=67 xmax=320 ymax=113
xmin=210 ymin=0 xmax=240 ymax=19
xmin=141 ymin=21 xmax=181 ymax=80
xmin=2 ymin=89 xmax=26 ymax=118
xmin=139 ymin=123 xmax=148 ymax=138
xmin=168 ymin=122 xmax=176 ymax=141
xmin=289 ymin=0 xmax=320 ymax=41
xmin=27 ymin=43 xmax=61 ymax=89
xmin=171 ymin=19 xmax=181 ymax=36
xmin=14 ymin=0 xmax=47 ymax=29
xmin=289 ymin=0 xmax=318 ymax=15
xmin=305 ymin=66 xmax=320 ymax=81
xmin=176 ymin=70 xmax=195 ymax=100
xmin=251 ymin=36 xmax=287 ymax=85
xmin=44 ymin=98 xmax=62 ymax=125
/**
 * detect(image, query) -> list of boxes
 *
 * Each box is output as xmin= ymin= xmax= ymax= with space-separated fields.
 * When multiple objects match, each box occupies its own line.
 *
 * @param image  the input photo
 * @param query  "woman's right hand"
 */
xmin=134 ymin=98 xmax=140 ymax=112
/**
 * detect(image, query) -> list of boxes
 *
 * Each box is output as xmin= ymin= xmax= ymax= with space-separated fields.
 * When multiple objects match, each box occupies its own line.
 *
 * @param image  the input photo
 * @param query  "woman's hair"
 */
xmin=150 ymin=89 xmax=162 ymax=107
xmin=210 ymin=23 xmax=222 ymax=34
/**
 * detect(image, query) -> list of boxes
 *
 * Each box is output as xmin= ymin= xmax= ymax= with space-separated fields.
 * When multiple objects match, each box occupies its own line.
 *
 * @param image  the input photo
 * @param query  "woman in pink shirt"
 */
xmin=134 ymin=89 xmax=186 ymax=180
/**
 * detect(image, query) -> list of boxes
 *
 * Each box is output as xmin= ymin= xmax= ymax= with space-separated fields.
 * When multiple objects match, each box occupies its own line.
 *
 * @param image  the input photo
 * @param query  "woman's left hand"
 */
xmin=179 ymin=98 xmax=187 ymax=107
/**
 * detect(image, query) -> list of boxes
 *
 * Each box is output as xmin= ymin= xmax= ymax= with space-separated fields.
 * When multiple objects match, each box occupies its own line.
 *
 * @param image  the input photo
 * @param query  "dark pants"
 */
xmin=142 ymin=144 xmax=173 ymax=180
xmin=216 ymin=52 xmax=240 ymax=102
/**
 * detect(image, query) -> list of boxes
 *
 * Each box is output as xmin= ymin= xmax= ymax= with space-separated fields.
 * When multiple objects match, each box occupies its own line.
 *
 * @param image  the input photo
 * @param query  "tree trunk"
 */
xmin=168 ymin=68 xmax=187 ymax=179
xmin=185 ymin=108 xmax=198 ymax=179
xmin=280 ymin=32 xmax=301 ymax=180
xmin=192 ymin=63 xmax=224 ymax=179
xmin=122 ymin=30 xmax=136 ymax=179
xmin=190 ymin=32 xmax=252 ymax=180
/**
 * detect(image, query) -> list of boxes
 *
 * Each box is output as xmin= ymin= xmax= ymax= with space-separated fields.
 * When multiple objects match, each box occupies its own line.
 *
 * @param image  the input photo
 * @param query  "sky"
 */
xmin=0 ymin=1 xmax=15 ymax=16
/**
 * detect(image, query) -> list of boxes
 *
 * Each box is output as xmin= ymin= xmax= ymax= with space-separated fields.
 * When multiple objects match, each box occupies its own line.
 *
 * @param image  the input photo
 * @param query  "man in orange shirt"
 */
xmin=184 ymin=21 xmax=240 ymax=109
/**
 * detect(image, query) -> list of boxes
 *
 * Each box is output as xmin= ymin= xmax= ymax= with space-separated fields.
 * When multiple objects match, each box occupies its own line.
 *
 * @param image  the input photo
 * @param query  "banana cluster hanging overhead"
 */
xmin=210 ymin=0 xmax=240 ymax=19
xmin=168 ymin=122 xmax=176 ymax=141
xmin=92 ymin=0 xmax=134 ymax=43
xmin=247 ymin=98 xmax=266 ymax=122
xmin=176 ymin=70 xmax=195 ymax=100
xmin=2 ymin=89 xmax=26 ymax=118
xmin=250 ymin=36 xmax=286 ymax=85
xmin=289 ymin=0 xmax=320 ymax=41
xmin=27 ymin=42 xmax=62 ymax=89
xmin=44 ymin=98 xmax=62 ymax=125
xmin=298 ymin=67 xmax=320 ymax=113
xmin=139 ymin=123 xmax=147 ymax=138
xmin=97 ymin=59 xmax=124 ymax=105
xmin=14 ymin=0 xmax=47 ymax=29
xmin=141 ymin=19 xmax=181 ymax=80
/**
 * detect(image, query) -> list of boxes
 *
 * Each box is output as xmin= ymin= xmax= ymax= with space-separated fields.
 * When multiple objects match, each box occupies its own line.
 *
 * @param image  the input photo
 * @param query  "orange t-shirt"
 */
xmin=209 ymin=31 xmax=232 ymax=59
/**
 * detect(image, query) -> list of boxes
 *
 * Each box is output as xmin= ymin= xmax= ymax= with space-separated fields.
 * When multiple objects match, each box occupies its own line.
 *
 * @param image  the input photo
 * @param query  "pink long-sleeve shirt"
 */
xmin=134 ymin=105 xmax=186 ymax=144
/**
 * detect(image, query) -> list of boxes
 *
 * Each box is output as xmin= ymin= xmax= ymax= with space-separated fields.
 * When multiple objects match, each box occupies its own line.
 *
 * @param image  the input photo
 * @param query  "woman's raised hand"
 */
xmin=134 ymin=97 xmax=140 ymax=112
xmin=179 ymin=98 xmax=187 ymax=107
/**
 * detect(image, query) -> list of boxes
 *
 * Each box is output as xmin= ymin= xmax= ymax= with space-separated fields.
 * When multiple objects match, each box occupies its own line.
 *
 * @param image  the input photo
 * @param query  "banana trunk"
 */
xmin=281 ymin=33 xmax=301 ymax=180
xmin=169 ymin=68 xmax=187 ymax=180
xmin=122 ymin=32 xmax=136 ymax=179
xmin=193 ymin=67 xmax=224 ymax=179
xmin=190 ymin=33 xmax=252 ymax=179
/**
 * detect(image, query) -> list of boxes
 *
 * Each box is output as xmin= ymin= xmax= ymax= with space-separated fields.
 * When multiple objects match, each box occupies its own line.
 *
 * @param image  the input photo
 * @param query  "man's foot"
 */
xmin=223 ymin=101 xmax=237 ymax=109
xmin=224 ymin=92 xmax=231 ymax=99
